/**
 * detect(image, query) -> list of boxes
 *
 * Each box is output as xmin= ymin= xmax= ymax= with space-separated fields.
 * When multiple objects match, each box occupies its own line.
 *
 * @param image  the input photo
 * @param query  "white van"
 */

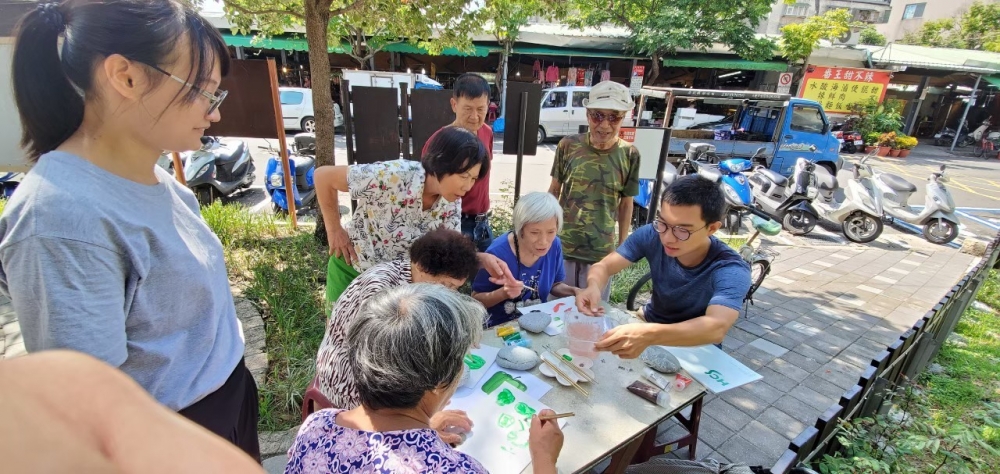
xmin=278 ymin=87 xmax=345 ymax=133
xmin=538 ymin=86 xmax=633 ymax=143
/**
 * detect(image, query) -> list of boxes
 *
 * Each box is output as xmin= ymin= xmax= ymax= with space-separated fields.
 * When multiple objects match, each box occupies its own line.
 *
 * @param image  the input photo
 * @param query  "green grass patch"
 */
xmin=204 ymin=203 xmax=327 ymax=432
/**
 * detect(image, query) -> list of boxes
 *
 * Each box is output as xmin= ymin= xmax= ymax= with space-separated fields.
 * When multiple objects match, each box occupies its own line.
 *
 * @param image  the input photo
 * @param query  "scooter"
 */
xmin=0 ymin=172 xmax=20 ymax=199
xmin=748 ymin=157 xmax=822 ymax=235
xmin=709 ymin=147 xmax=766 ymax=235
xmin=832 ymin=122 xmax=863 ymax=154
xmin=974 ymin=129 xmax=1000 ymax=159
xmin=264 ymin=133 xmax=317 ymax=214
xmin=812 ymin=154 xmax=884 ymax=243
xmin=873 ymin=164 xmax=960 ymax=245
xmin=630 ymin=142 xmax=715 ymax=229
xmin=183 ymin=136 xmax=255 ymax=204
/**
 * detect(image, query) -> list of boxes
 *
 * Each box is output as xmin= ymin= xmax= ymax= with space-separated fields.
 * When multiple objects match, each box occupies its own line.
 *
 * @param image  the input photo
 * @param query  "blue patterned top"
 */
xmin=285 ymin=409 xmax=489 ymax=473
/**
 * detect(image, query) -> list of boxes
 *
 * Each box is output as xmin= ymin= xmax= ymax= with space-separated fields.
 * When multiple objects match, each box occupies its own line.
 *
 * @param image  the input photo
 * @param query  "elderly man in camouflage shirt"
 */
xmin=548 ymin=81 xmax=641 ymax=300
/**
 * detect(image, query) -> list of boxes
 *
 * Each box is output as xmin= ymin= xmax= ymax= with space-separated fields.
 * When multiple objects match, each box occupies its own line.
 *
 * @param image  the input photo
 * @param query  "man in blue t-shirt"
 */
xmin=576 ymin=175 xmax=751 ymax=358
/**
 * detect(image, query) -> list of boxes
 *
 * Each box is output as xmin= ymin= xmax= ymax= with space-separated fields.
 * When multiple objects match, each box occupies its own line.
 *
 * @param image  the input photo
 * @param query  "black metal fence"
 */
xmin=770 ymin=232 xmax=1000 ymax=473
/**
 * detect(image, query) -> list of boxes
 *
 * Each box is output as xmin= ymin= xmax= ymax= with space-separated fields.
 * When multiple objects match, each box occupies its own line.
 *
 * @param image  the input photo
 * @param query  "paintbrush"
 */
xmin=542 ymin=359 xmax=589 ymax=397
xmin=539 ymin=412 xmax=575 ymax=421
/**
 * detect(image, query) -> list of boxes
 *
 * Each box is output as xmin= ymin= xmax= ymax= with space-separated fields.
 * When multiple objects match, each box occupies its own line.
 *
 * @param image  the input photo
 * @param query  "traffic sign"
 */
xmin=779 ymin=73 xmax=793 ymax=86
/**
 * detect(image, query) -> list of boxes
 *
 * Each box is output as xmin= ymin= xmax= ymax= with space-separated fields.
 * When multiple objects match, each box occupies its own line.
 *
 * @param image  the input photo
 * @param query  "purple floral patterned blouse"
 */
xmin=285 ymin=409 xmax=489 ymax=474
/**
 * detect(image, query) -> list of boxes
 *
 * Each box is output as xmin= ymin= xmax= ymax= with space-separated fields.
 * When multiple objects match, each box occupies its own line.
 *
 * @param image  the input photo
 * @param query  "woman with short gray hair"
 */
xmin=473 ymin=192 xmax=580 ymax=327
xmin=285 ymin=284 xmax=564 ymax=473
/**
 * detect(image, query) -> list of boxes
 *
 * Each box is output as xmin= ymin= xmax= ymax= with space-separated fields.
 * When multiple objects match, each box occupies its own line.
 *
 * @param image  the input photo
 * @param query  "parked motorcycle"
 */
xmin=708 ymin=147 xmax=768 ymax=235
xmin=0 ymin=172 xmax=20 ymax=199
xmin=630 ymin=142 xmax=715 ymax=229
xmin=264 ymin=133 xmax=317 ymax=214
xmin=933 ymin=118 xmax=988 ymax=148
xmin=832 ymin=122 xmax=863 ymax=154
xmin=974 ymin=129 xmax=1000 ymax=159
xmin=812 ymin=154 xmax=884 ymax=243
xmin=748 ymin=157 xmax=822 ymax=235
xmin=156 ymin=137 xmax=255 ymax=204
xmin=873 ymin=164 xmax=960 ymax=245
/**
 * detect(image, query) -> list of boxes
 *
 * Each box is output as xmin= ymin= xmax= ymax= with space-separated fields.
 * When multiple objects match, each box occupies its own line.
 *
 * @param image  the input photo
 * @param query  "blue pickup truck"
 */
xmin=636 ymin=87 xmax=843 ymax=176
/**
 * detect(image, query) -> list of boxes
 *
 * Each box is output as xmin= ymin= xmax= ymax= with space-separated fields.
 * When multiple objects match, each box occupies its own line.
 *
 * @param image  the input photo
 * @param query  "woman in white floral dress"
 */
xmin=315 ymin=126 xmax=512 ymax=306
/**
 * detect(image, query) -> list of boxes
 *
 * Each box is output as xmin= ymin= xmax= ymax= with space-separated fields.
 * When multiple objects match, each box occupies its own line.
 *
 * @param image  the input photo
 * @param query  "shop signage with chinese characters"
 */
xmin=799 ymin=65 xmax=891 ymax=113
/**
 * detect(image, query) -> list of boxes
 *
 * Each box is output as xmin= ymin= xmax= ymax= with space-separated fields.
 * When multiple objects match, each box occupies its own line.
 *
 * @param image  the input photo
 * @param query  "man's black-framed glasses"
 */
xmin=652 ymin=218 xmax=707 ymax=241
xmin=145 ymin=63 xmax=227 ymax=115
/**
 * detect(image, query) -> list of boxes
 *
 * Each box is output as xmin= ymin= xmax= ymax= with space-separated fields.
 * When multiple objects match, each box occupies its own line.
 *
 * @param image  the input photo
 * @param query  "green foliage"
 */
xmin=864 ymin=132 xmax=881 ymax=146
xmin=847 ymin=97 xmax=904 ymax=138
xmin=895 ymin=135 xmax=918 ymax=150
xmin=819 ymin=270 xmax=1000 ymax=473
xmin=483 ymin=0 xmax=566 ymax=95
xmin=900 ymin=1 xmax=1000 ymax=52
xmin=859 ymin=25 xmax=886 ymax=46
xmin=572 ymin=0 xmax=776 ymax=83
xmin=779 ymin=9 xmax=853 ymax=64
xmin=489 ymin=180 xmax=515 ymax=237
xmin=206 ymin=203 xmax=328 ymax=431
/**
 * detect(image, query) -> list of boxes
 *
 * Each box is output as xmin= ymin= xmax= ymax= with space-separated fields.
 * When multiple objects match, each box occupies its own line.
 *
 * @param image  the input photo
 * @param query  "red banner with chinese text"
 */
xmin=799 ymin=65 xmax=891 ymax=114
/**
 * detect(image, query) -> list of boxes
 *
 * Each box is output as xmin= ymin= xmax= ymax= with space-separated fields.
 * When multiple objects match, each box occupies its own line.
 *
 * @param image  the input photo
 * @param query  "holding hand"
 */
xmin=327 ymin=227 xmax=357 ymax=265
xmin=430 ymin=410 xmax=473 ymax=446
xmin=594 ymin=323 xmax=653 ymax=359
xmin=501 ymin=280 xmax=525 ymax=299
xmin=529 ymin=409 xmax=564 ymax=473
xmin=574 ymin=286 xmax=605 ymax=316
xmin=478 ymin=253 xmax=515 ymax=286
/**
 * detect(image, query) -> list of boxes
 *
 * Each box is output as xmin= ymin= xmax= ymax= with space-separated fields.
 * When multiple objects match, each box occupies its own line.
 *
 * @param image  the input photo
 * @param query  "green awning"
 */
xmin=222 ymin=33 xmax=349 ymax=54
xmin=662 ymin=54 xmax=788 ymax=72
xmin=511 ymin=45 xmax=644 ymax=60
xmin=985 ymin=76 xmax=1000 ymax=88
xmin=384 ymin=43 xmax=500 ymax=57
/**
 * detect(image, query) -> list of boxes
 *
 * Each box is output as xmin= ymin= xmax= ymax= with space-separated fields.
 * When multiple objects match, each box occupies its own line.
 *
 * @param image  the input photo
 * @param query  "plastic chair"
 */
xmin=300 ymin=377 xmax=333 ymax=421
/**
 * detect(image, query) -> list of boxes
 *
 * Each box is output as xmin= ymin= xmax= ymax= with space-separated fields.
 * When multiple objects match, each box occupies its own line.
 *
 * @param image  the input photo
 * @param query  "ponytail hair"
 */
xmin=11 ymin=0 xmax=230 ymax=162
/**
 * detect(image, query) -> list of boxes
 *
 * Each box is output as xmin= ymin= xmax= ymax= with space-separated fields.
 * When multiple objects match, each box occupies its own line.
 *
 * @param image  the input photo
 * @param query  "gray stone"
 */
xmin=496 ymin=346 xmax=540 ymax=371
xmin=717 ymin=435 xmax=779 ymax=467
xmin=738 ymin=420 xmax=791 ymax=458
xmin=972 ymin=301 xmax=996 ymax=314
xmin=790 ymin=384 xmax=837 ymax=411
xmin=263 ymin=455 xmax=288 ymax=474
xmin=641 ymin=346 xmax=682 ymax=374
xmin=518 ymin=310 xmax=551 ymax=333
xmin=749 ymin=338 xmax=790 ymax=357
xmin=245 ymin=353 xmax=269 ymax=388
xmin=927 ymin=363 xmax=945 ymax=375
xmin=259 ymin=427 xmax=299 ymax=458
xmin=757 ymin=407 xmax=808 ymax=440
xmin=772 ymin=394 xmax=823 ymax=424
xmin=704 ymin=399 xmax=753 ymax=432
xmin=697 ymin=417 xmax=735 ymax=451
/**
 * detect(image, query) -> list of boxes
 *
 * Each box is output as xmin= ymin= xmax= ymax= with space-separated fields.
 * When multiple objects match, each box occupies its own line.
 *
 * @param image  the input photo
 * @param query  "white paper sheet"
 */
xmin=452 ymin=361 xmax=553 ymax=402
xmin=451 ymin=381 xmax=568 ymax=474
xmin=463 ymin=345 xmax=501 ymax=389
xmin=659 ymin=345 xmax=762 ymax=393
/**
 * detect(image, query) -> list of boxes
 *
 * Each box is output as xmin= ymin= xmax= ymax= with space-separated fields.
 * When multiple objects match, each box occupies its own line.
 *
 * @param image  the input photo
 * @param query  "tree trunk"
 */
xmin=497 ymin=42 xmax=510 ymax=117
xmin=305 ymin=0 xmax=335 ymax=243
xmin=647 ymin=52 xmax=661 ymax=85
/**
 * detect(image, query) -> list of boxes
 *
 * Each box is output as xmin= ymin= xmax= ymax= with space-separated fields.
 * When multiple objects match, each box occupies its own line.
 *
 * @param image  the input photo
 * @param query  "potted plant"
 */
xmin=895 ymin=135 xmax=918 ymax=157
xmin=877 ymin=132 xmax=897 ymax=157
xmin=864 ymin=132 xmax=880 ymax=154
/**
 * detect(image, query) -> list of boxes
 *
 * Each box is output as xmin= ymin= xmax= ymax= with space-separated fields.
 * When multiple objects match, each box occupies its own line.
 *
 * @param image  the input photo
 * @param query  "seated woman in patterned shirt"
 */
xmin=315 ymin=126 xmax=513 ymax=307
xmin=286 ymin=285 xmax=564 ymax=474
xmin=314 ymin=228 xmax=479 ymax=443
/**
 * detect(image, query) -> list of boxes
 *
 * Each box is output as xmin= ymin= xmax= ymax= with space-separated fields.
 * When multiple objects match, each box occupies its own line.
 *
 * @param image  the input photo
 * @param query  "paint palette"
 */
xmin=538 ymin=349 xmax=595 ymax=386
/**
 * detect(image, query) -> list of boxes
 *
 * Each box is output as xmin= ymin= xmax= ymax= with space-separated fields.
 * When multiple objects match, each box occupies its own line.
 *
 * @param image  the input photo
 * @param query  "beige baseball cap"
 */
xmin=584 ymin=81 xmax=634 ymax=111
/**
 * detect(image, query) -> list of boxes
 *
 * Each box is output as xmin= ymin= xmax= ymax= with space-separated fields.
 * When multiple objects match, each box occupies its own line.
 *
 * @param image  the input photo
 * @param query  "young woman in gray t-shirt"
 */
xmin=0 ymin=0 xmax=258 ymax=461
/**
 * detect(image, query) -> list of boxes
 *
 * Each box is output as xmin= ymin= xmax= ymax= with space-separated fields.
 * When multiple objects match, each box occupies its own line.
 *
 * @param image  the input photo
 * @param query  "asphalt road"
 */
xmin=211 ymin=134 xmax=1000 ymax=249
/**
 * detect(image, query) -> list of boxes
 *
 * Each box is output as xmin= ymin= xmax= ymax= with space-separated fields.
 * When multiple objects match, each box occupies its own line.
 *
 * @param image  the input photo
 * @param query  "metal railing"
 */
xmin=770 ymin=231 xmax=1000 ymax=473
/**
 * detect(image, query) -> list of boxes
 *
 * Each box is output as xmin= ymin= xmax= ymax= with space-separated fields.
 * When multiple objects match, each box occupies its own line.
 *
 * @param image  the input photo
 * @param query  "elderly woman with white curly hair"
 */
xmin=285 ymin=284 xmax=564 ymax=473
xmin=472 ymin=192 xmax=580 ymax=327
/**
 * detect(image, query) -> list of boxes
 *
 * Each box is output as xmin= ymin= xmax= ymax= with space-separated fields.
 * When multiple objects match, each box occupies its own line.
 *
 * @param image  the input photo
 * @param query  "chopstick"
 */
xmin=539 ymin=412 xmax=575 ymax=421
xmin=557 ymin=354 xmax=597 ymax=384
xmin=542 ymin=359 xmax=589 ymax=397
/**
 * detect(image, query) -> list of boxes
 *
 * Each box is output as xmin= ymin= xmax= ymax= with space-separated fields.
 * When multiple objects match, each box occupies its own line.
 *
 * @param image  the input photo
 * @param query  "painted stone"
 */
xmin=640 ymin=346 xmax=681 ymax=374
xmin=496 ymin=346 xmax=540 ymax=371
xmin=518 ymin=310 xmax=552 ymax=333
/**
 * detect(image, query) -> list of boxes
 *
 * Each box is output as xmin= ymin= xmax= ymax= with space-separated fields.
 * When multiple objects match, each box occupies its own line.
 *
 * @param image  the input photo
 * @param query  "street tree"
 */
xmin=779 ymin=8 xmax=852 ymax=84
xmin=900 ymin=1 xmax=1000 ymax=52
xmin=572 ymin=0 xmax=777 ymax=85
xmin=482 ymin=0 xmax=566 ymax=114
xmin=859 ymin=25 xmax=887 ymax=46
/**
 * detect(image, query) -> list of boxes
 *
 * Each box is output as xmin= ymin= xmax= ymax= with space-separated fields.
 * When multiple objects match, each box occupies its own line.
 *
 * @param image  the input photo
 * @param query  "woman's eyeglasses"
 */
xmin=652 ymin=219 xmax=707 ymax=241
xmin=144 ymin=63 xmax=227 ymax=115
xmin=587 ymin=111 xmax=625 ymax=124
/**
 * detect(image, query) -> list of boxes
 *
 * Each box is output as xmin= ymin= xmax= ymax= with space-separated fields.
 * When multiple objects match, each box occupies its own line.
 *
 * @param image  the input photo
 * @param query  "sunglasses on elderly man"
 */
xmin=587 ymin=111 xmax=626 ymax=124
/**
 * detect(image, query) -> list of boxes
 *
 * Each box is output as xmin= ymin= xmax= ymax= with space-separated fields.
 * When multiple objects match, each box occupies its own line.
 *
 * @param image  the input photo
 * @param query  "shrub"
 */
xmin=895 ymin=135 xmax=919 ymax=150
